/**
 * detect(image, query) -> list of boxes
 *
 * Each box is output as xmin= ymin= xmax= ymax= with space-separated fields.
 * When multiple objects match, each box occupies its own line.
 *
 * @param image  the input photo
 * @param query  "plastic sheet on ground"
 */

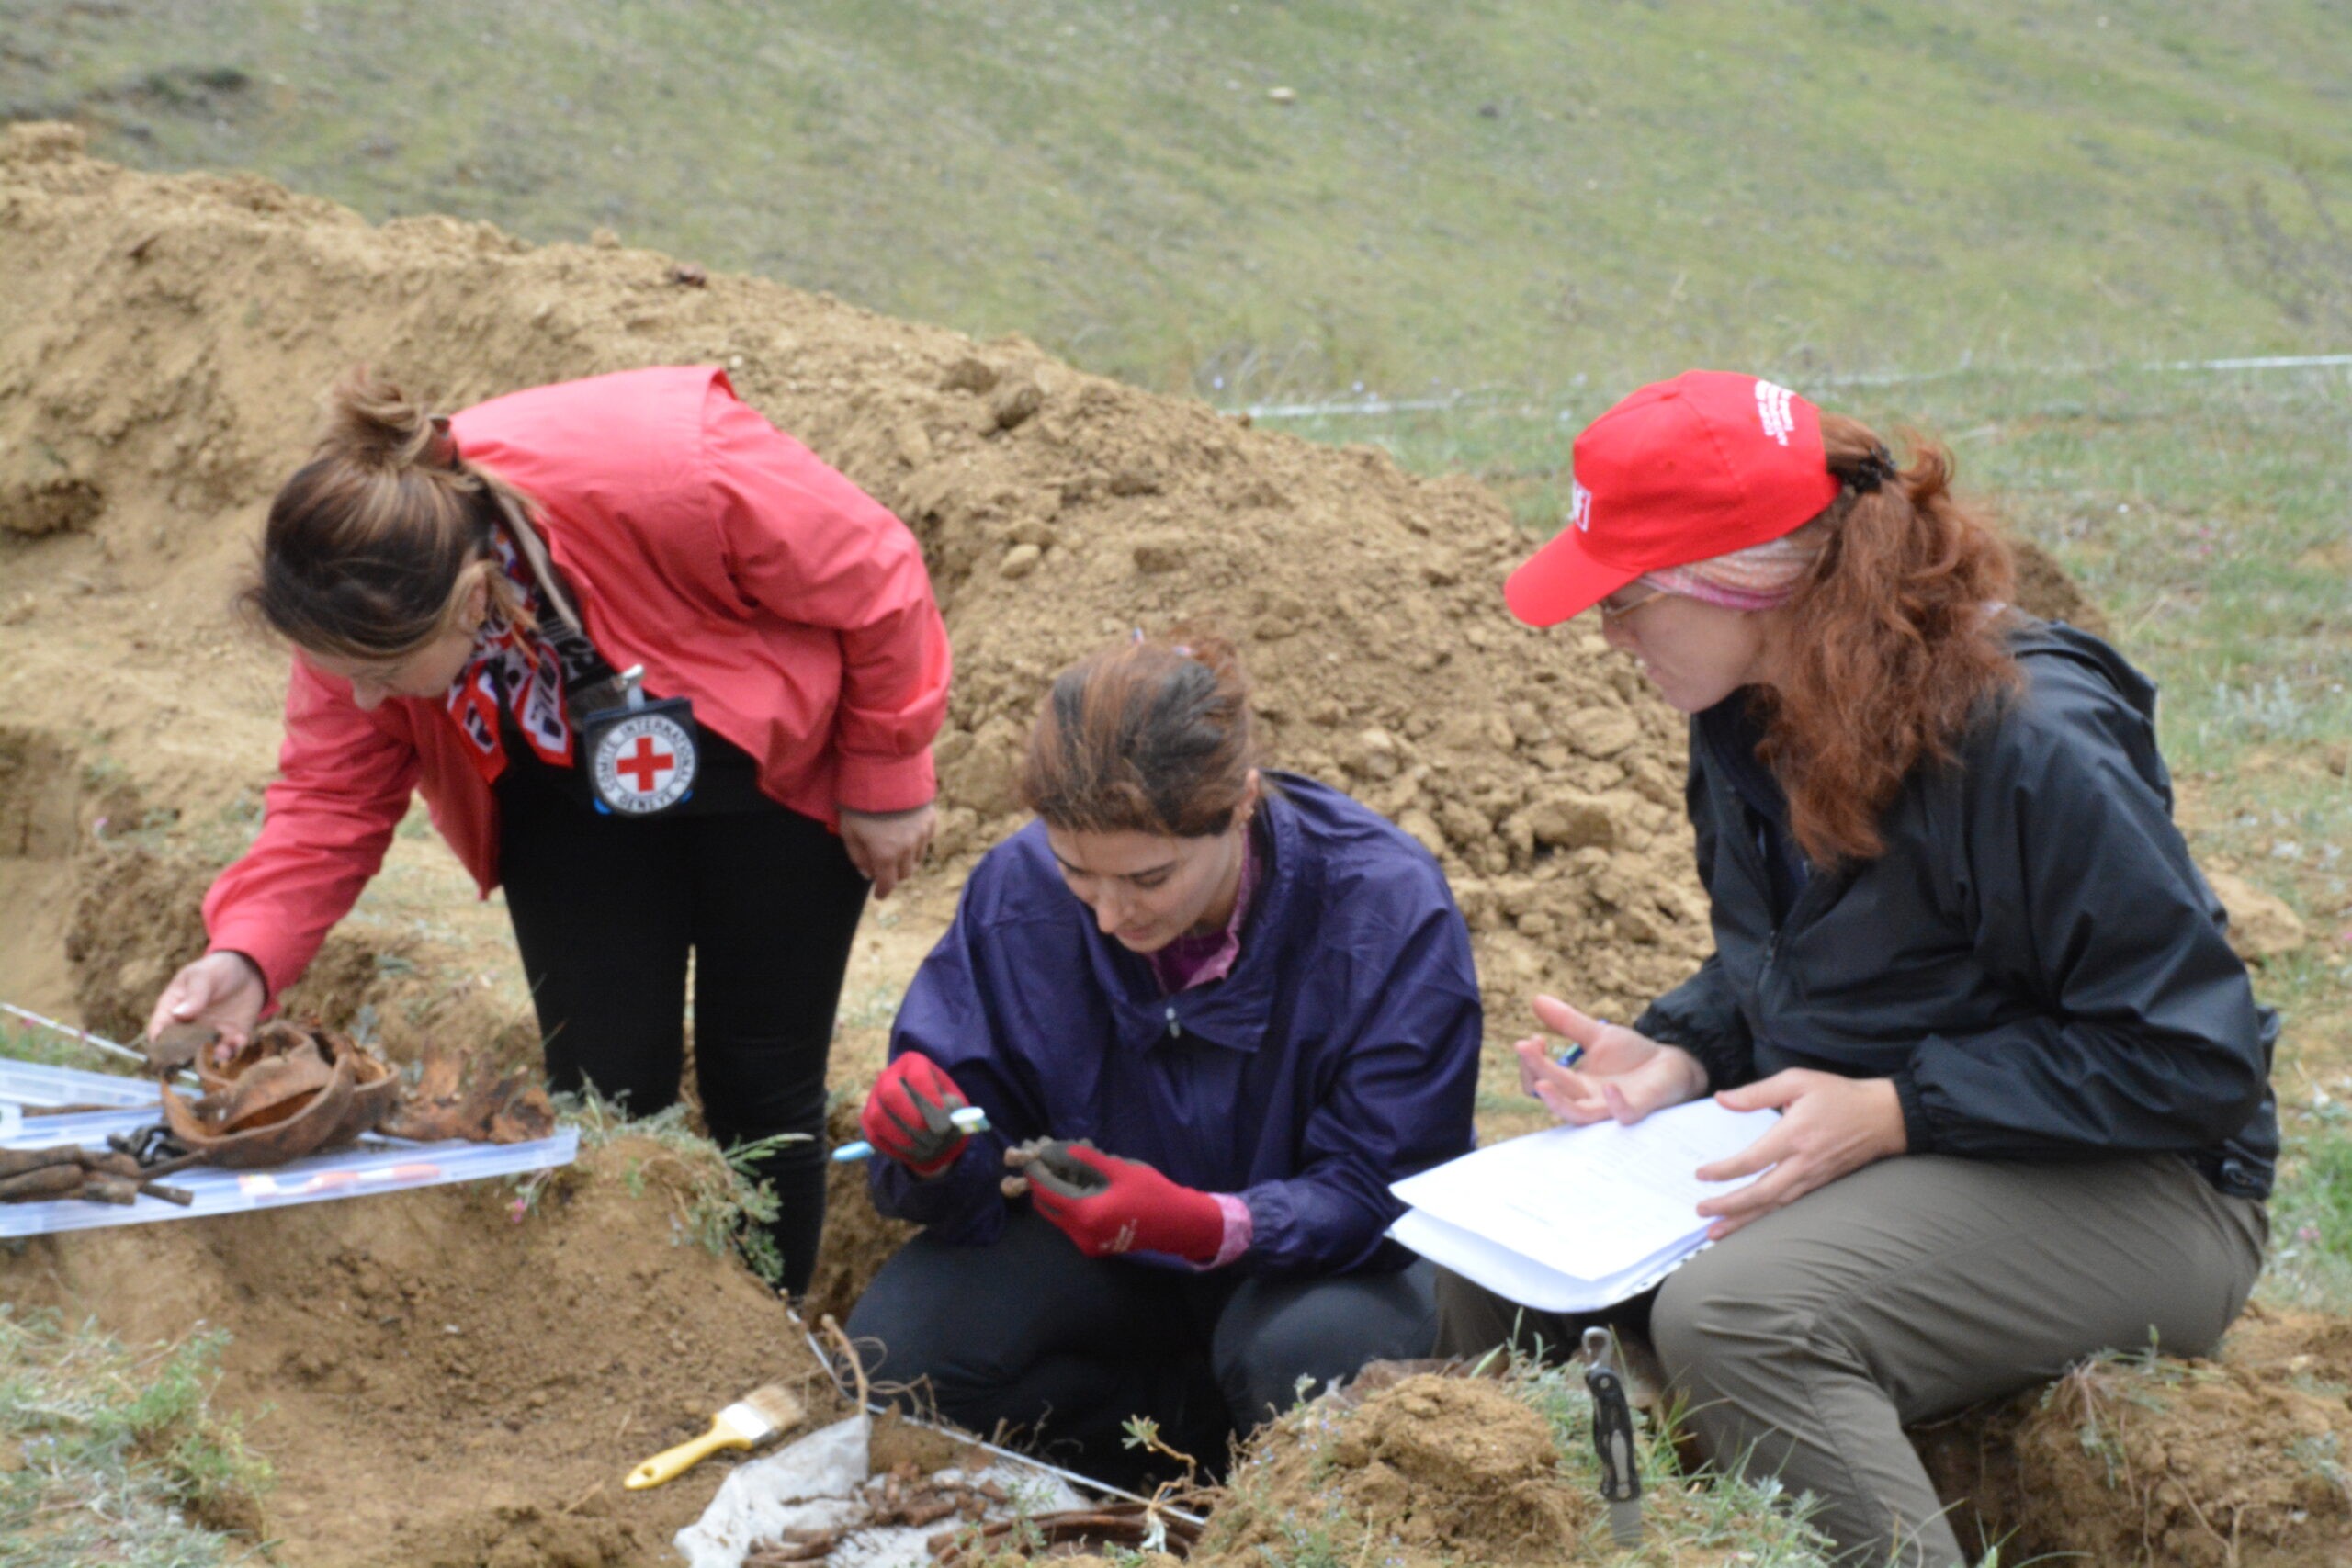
xmin=676 ymin=1413 xmax=1090 ymax=1568
xmin=0 ymin=1059 xmax=577 ymax=1237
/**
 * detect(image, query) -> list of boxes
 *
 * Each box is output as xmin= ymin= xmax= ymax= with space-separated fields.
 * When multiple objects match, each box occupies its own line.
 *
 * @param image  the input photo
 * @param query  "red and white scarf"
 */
xmin=445 ymin=532 xmax=572 ymax=784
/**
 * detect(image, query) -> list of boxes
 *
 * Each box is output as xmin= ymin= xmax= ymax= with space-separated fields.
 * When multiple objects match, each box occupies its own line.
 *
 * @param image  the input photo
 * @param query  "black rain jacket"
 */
xmin=1635 ymin=617 xmax=2278 ymax=1201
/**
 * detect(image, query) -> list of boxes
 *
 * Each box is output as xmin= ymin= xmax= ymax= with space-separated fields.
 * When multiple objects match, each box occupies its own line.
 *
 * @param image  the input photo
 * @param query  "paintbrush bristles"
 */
xmin=730 ymin=1383 xmax=805 ymax=1439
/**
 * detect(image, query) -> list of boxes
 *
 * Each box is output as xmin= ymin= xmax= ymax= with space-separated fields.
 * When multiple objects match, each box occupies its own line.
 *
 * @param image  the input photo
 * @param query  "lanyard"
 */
xmin=489 ymin=492 xmax=629 ymax=725
xmin=490 ymin=494 xmax=702 ymax=816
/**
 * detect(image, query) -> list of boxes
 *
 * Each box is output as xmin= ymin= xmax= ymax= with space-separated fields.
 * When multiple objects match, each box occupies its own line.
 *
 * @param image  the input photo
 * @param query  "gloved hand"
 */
xmin=1025 ymin=1140 xmax=1226 ymax=1264
xmin=859 ymin=1054 xmax=972 ymax=1178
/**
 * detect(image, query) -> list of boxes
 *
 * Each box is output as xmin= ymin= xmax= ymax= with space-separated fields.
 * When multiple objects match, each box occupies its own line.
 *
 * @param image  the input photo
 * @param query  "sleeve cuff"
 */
xmin=1196 ymin=1191 xmax=1255 ymax=1270
xmin=1892 ymin=1069 xmax=1937 ymax=1156
xmin=203 ymin=924 xmax=305 ymax=1006
xmin=835 ymin=750 xmax=938 ymax=816
xmin=1632 ymin=1007 xmax=1736 ymax=1096
xmin=209 ymin=948 xmax=272 ymax=1006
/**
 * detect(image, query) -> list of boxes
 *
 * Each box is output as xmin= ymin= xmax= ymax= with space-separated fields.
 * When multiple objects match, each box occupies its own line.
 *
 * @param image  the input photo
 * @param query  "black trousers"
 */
xmin=496 ymin=761 xmax=869 ymax=1296
xmin=842 ymin=1208 xmax=1439 ymax=1489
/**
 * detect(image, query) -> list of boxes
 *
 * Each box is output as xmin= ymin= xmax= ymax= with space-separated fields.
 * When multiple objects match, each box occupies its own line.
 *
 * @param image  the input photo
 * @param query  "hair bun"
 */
xmin=321 ymin=367 xmax=444 ymax=470
xmin=1842 ymin=444 xmax=1898 ymax=495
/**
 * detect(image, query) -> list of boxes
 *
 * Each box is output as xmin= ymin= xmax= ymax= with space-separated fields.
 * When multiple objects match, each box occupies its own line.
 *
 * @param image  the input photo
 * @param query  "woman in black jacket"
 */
xmin=1440 ymin=371 xmax=2273 ymax=1568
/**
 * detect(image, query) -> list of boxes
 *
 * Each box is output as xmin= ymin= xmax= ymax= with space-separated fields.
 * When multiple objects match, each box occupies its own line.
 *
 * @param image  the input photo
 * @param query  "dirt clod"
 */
xmin=1199 ymin=1373 xmax=1585 ymax=1567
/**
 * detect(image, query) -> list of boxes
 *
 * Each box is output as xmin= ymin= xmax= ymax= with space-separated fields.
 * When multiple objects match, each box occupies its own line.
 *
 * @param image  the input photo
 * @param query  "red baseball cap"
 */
xmin=1504 ymin=370 xmax=1844 ymax=626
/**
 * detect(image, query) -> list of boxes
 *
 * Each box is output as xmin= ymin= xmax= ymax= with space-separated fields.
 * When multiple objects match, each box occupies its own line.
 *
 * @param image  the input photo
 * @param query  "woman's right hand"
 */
xmin=1513 ymin=993 xmax=1707 ymax=1127
xmin=146 ymin=952 xmax=266 ymax=1056
xmin=858 ymin=1053 xmax=973 ymax=1177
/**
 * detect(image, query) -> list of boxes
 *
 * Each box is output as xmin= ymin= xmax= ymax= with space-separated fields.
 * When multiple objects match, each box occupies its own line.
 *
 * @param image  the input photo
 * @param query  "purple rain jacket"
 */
xmin=868 ymin=773 xmax=1483 ymax=1275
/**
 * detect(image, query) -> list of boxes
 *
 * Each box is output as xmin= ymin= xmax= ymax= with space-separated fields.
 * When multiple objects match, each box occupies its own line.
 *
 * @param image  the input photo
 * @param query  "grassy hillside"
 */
xmin=5 ymin=0 xmax=2349 ymax=400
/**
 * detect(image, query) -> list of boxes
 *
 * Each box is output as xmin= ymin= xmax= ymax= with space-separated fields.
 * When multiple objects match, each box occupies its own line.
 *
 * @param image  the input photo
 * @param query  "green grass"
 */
xmin=3 ymin=2 xmax=2348 ymax=400
xmin=0 ymin=1015 xmax=147 ymax=1077
xmin=2269 ymin=1114 xmax=2352 ymax=1308
xmin=0 ymin=1307 xmax=271 ymax=1568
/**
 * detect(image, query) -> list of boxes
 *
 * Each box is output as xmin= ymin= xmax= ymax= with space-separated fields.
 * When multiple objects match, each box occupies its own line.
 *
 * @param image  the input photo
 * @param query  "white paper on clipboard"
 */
xmin=1388 ymin=1099 xmax=1778 ymax=1312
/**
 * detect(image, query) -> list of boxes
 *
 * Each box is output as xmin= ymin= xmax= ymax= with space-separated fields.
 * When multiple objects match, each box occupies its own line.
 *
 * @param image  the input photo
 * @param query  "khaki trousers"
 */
xmin=1433 ymin=1153 xmax=2266 ymax=1567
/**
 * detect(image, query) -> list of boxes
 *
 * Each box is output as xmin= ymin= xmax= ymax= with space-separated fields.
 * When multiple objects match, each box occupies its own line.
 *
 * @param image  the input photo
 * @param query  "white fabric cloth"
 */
xmin=674 ymin=1414 xmax=1090 ymax=1568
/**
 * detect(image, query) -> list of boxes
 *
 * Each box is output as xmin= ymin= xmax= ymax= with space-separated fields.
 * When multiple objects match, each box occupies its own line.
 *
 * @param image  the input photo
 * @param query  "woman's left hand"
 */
xmin=840 ymin=802 xmax=936 ymax=898
xmin=1692 ymin=1070 xmax=1908 ymax=1240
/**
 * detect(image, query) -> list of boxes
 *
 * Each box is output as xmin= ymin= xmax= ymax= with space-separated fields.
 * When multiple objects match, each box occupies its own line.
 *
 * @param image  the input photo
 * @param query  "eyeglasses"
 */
xmin=1596 ymin=581 xmax=1665 ymax=626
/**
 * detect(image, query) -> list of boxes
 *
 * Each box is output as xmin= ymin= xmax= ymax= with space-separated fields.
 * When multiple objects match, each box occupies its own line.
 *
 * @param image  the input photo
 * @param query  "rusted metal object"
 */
xmin=0 ymin=1163 xmax=89 ymax=1201
xmin=0 ymin=1141 xmax=209 ymax=1207
xmin=159 ymin=1020 xmax=399 ymax=1168
xmin=999 ymin=1135 xmax=1111 ymax=1201
xmin=144 ymin=1020 xmax=220 ymax=1076
xmin=0 ymin=1145 xmax=86 ymax=1179
xmin=379 ymin=1042 xmax=555 ymax=1144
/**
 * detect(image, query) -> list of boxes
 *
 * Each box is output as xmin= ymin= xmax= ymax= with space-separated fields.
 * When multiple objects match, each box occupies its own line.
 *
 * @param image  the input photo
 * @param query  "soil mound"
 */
xmin=0 ymin=1134 xmax=840 ymax=1568
xmin=1919 ymin=1306 xmax=2352 ymax=1568
xmin=1198 ymin=1372 xmax=1588 ymax=1567
xmin=0 ymin=119 xmax=2101 ymax=1036
xmin=0 ymin=121 xmax=1762 ymax=1032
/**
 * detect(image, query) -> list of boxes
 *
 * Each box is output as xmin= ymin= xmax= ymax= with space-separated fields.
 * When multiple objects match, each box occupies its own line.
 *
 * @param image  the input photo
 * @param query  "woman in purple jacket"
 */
xmin=842 ymin=632 xmax=1481 ymax=1485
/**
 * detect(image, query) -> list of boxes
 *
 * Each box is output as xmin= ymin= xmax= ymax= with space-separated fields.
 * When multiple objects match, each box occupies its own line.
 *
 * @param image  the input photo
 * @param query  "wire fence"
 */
xmin=1234 ymin=351 xmax=2352 ymax=423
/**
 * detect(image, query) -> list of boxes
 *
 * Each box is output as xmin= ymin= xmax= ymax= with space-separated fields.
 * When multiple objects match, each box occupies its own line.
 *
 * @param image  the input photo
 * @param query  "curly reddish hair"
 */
xmin=1752 ymin=414 xmax=2022 ymax=866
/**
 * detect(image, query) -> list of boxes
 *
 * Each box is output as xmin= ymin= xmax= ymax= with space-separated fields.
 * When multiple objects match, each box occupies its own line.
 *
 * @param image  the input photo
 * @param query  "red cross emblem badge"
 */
xmin=589 ymin=711 xmax=698 ymax=815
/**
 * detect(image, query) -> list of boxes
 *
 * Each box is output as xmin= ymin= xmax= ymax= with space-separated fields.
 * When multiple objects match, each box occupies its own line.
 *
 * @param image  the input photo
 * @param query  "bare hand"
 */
xmin=1694 ymin=1070 xmax=1907 ymax=1240
xmin=839 ymin=802 xmax=936 ymax=899
xmin=146 ymin=952 xmax=266 ymax=1058
xmin=1513 ymin=994 xmax=1708 ymax=1128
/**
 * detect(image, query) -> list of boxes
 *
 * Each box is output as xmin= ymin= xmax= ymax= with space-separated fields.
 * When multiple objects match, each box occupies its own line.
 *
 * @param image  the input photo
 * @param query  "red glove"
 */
xmin=1025 ymin=1141 xmax=1225 ymax=1264
xmin=859 ymin=1054 xmax=972 ymax=1177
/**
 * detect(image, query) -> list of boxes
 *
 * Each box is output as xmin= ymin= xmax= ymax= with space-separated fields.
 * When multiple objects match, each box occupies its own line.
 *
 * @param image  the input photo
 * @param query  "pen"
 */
xmin=1555 ymin=1020 xmax=1608 ymax=1072
xmin=831 ymin=1105 xmax=991 ymax=1162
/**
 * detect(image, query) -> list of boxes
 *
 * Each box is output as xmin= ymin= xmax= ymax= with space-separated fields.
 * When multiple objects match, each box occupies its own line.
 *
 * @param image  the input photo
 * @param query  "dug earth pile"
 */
xmin=4 ymin=121 xmax=2342 ymax=1566
xmin=0 ymin=118 xmax=2129 ymax=1063
xmin=0 ymin=120 xmax=1717 ymax=1041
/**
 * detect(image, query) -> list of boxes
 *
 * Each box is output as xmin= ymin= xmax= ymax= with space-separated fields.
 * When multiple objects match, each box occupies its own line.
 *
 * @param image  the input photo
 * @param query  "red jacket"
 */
xmin=203 ymin=367 xmax=951 ymax=998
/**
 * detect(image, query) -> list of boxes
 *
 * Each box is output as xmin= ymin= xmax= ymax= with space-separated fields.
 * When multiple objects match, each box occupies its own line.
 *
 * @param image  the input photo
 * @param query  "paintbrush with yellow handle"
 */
xmin=626 ymin=1383 xmax=806 ymax=1489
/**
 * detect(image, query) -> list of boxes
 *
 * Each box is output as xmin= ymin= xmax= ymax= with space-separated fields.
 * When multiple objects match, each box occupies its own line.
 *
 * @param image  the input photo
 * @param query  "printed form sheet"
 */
xmin=1392 ymin=1099 xmax=1780 ymax=1283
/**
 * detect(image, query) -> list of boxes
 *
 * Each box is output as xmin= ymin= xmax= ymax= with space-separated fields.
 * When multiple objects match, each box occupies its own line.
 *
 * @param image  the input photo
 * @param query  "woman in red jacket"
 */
xmin=144 ymin=366 xmax=951 ymax=1293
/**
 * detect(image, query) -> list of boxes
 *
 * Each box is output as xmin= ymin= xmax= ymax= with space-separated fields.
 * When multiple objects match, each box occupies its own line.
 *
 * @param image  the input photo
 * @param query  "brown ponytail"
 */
xmin=1754 ymin=414 xmax=2022 ymax=866
xmin=1021 ymin=631 xmax=1258 ymax=837
xmin=243 ymin=368 xmax=535 ymax=660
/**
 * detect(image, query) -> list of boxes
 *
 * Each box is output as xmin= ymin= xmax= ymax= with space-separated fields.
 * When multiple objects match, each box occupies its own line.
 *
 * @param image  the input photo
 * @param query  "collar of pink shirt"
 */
xmin=1144 ymin=819 xmax=1264 ymax=996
